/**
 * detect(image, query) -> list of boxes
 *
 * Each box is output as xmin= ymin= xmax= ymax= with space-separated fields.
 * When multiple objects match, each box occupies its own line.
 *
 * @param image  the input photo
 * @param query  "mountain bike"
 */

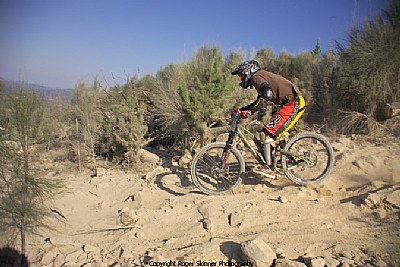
xmin=190 ymin=110 xmax=334 ymax=195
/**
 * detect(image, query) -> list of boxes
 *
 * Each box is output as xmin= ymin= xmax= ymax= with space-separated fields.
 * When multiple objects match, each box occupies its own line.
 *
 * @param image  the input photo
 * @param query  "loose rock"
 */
xmin=40 ymin=250 xmax=55 ymax=265
xmin=310 ymin=257 xmax=326 ymax=267
xmin=324 ymin=256 xmax=341 ymax=267
xmin=145 ymin=166 xmax=165 ymax=184
xmin=228 ymin=211 xmax=244 ymax=228
xmin=139 ymin=149 xmax=160 ymax=164
xmin=364 ymin=193 xmax=383 ymax=208
xmin=92 ymin=167 xmax=110 ymax=177
xmin=385 ymin=190 xmax=400 ymax=208
xmin=179 ymin=151 xmax=192 ymax=167
xmin=241 ymin=238 xmax=276 ymax=267
xmin=84 ymin=244 xmax=101 ymax=254
xmin=278 ymin=195 xmax=288 ymax=203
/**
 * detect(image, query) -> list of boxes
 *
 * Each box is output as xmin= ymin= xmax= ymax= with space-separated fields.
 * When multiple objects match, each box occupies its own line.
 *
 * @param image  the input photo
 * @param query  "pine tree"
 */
xmin=0 ymin=86 xmax=63 ymax=258
xmin=311 ymin=38 xmax=322 ymax=58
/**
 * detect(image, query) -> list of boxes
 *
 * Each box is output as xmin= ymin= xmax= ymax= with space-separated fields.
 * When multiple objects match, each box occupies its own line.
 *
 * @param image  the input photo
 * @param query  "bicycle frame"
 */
xmin=226 ymin=116 xmax=301 ymax=173
xmin=224 ymin=115 xmax=270 ymax=166
xmin=236 ymin=125 xmax=266 ymax=165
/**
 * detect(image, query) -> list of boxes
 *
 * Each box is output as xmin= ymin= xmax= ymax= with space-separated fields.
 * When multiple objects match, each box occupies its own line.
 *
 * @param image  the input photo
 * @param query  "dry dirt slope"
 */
xmin=24 ymin=135 xmax=400 ymax=267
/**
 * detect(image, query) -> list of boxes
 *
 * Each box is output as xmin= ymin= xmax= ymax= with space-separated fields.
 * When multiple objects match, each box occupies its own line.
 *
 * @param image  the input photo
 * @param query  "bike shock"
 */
xmin=260 ymin=131 xmax=274 ymax=166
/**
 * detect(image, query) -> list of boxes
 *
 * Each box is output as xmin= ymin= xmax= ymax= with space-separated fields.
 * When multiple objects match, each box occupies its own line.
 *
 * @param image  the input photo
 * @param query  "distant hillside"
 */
xmin=0 ymin=79 xmax=73 ymax=102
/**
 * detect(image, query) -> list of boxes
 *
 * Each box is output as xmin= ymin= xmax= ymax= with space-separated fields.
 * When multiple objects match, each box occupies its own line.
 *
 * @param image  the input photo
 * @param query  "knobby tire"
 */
xmin=191 ymin=142 xmax=245 ymax=195
xmin=281 ymin=131 xmax=334 ymax=185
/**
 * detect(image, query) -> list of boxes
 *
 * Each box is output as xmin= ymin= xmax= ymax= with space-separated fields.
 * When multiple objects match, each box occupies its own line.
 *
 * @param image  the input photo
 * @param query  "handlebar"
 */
xmin=231 ymin=109 xmax=243 ymax=120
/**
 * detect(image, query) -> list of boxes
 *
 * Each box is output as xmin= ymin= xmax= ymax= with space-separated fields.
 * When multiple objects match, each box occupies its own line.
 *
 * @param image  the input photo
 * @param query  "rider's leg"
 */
xmin=253 ymin=130 xmax=277 ymax=179
xmin=253 ymin=96 xmax=305 ymax=178
xmin=263 ymin=96 xmax=306 ymax=140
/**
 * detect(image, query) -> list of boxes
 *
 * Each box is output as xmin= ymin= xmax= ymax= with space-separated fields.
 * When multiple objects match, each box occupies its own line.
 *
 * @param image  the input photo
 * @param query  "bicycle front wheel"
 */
xmin=281 ymin=131 xmax=334 ymax=185
xmin=190 ymin=142 xmax=245 ymax=195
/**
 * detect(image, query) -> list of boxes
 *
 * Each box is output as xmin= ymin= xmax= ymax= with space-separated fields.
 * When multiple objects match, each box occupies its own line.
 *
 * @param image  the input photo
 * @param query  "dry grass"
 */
xmin=384 ymin=116 xmax=400 ymax=136
xmin=336 ymin=110 xmax=388 ymax=136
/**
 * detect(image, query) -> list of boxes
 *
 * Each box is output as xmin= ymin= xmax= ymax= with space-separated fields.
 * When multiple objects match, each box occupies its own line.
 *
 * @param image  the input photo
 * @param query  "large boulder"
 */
xmin=139 ymin=149 xmax=160 ymax=164
xmin=241 ymin=238 xmax=276 ymax=267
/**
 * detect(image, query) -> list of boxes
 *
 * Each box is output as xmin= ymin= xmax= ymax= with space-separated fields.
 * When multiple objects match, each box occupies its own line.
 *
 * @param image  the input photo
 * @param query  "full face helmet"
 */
xmin=231 ymin=60 xmax=261 ymax=89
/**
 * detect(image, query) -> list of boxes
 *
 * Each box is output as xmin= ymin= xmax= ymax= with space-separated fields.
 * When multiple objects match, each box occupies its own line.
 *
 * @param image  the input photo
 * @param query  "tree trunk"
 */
xmin=20 ymin=218 xmax=26 ymax=256
xmin=85 ymin=113 xmax=97 ymax=168
xmin=75 ymin=118 xmax=82 ymax=172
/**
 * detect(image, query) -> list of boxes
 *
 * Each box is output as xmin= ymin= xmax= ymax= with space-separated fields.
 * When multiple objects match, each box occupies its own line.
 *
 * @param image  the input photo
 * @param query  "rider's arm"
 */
xmin=241 ymin=95 xmax=263 ymax=114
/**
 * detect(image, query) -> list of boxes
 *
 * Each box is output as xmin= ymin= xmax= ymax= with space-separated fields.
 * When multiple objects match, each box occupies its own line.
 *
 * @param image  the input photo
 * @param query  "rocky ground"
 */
xmin=10 ymin=134 xmax=400 ymax=266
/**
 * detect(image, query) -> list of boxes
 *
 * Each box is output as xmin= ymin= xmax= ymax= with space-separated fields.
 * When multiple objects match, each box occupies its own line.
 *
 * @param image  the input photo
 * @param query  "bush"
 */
xmin=337 ymin=0 xmax=400 ymax=118
xmin=98 ymin=79 xmax=147 ymax=166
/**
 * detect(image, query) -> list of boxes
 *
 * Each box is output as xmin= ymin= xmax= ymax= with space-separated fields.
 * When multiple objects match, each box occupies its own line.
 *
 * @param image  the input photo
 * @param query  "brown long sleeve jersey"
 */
xmin=242 ymin=70 xmax=302 ymax=113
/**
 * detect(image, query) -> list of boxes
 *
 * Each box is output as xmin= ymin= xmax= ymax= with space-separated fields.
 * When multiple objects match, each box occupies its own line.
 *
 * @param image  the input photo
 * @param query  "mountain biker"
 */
xmin=231 ymin=60 xmax=306 ymax=179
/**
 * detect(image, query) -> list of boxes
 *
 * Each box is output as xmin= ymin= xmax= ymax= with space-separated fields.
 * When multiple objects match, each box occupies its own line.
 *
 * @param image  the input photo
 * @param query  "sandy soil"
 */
xmin=25 ymin=134 xmax=400 ymax=266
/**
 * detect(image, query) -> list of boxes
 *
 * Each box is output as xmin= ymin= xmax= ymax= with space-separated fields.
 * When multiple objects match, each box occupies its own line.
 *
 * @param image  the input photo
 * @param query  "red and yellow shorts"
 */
xmin=264 ymin=95 xmax=306 ymax=139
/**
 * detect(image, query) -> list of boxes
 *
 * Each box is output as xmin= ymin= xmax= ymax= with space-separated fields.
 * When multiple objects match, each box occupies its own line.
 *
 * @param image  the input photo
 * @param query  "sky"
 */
xmin=0 ymin=0 xmax=390 ymax=89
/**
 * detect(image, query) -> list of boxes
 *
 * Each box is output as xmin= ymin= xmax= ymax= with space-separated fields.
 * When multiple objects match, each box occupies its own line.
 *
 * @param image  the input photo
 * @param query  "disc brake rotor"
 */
xmin=304 ymin=151 xmax=317 ymax=167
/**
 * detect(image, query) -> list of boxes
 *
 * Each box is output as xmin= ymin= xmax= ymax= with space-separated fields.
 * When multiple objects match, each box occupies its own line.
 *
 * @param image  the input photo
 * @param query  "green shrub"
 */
xmin=98 ymin=79 xmax=147 ymax=166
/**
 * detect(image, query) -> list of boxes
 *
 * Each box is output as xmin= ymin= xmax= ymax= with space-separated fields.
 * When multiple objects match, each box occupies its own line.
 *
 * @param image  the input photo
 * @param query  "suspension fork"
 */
xmin=221 ymin=131 xmax=235 ymax=168
xmin=221 ymin=150 xmax=230 ymax=168
xmin=221 ymin=116 xmax=239 ymax=168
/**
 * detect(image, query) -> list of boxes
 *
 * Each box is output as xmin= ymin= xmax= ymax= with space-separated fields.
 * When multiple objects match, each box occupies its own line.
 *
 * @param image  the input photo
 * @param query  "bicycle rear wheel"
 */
xmin=281 ymin=131 xmax=334 ymax=185
xmin=191 ymin=142 xmax=245 ymax=195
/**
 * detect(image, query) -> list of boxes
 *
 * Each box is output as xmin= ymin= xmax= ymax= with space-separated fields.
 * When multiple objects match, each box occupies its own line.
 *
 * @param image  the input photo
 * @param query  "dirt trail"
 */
xmin=25 ymin=135 xmax=400 ymax=266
